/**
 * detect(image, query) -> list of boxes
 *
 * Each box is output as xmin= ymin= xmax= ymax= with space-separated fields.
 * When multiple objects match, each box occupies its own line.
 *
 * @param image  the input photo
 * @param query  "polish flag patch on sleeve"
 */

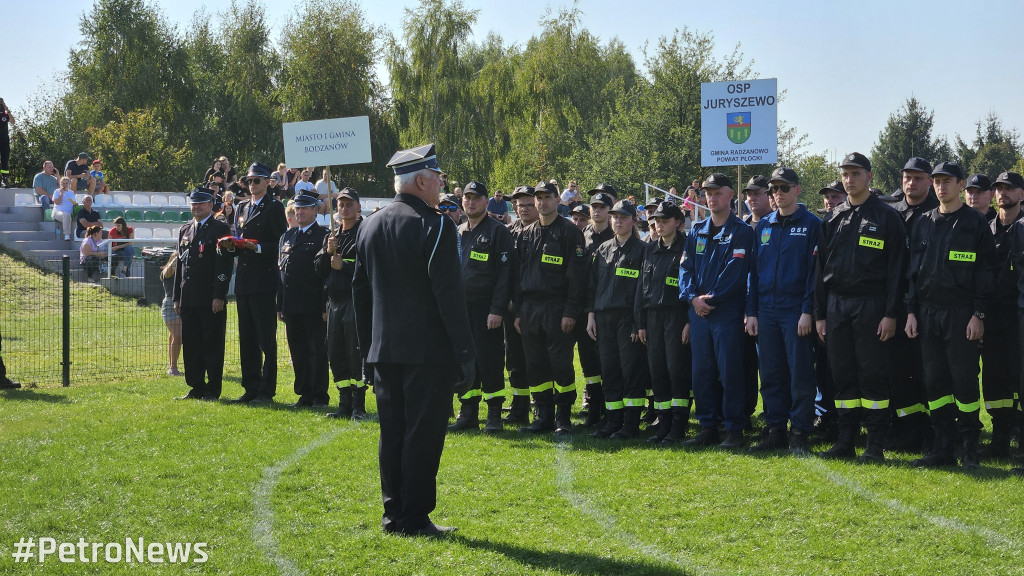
xmin=732 ymin=248 xmax=746 ymax=258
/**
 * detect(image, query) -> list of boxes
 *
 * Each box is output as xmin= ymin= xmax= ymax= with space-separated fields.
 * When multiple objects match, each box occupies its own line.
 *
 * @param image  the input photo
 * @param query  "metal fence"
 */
xmin=1 ymin=250 xmax=294 ymax=389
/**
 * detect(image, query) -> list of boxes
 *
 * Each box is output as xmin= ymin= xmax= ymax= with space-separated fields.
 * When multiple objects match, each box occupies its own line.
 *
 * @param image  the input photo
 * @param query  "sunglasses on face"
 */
xmin=439 ymin=205 xmax=458 ymax=213
xmin=247 ymin=177 xmax=264 ymax=185
xmin=769 ymin=184 xmax=791 ymax=193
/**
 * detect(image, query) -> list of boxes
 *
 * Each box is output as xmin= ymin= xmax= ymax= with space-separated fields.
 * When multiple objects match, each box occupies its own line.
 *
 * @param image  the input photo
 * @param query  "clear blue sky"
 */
xmin=9 ymin=0 xmax=1024 ymax=165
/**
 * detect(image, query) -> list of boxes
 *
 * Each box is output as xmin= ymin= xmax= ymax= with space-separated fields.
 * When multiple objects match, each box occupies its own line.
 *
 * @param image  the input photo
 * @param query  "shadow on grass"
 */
xmin=454 ymin=535 xmax=695 ymax=576
xmin=0 ymin=388 xmax=72 ymax=403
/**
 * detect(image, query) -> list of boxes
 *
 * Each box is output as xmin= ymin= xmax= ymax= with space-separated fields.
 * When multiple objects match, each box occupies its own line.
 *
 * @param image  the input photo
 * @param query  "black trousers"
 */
xmin=327 ymin=298 xmax=361 ymax=385
xmin=0 ymin=325 xmax=7 ymax=380
xmin=919 ymin=306 xmax=982 ymax=433
xmin=595 ymin=309 xmax=647 ymax=409
xmin=814 ymin=338 xmax=835 ymax=418
xmin=0 ymin=129 xmax=9 ymax=173
xmin=285 ymin=312 xmax=328 ymax=404
xmin=889 ymin=324 xmax=928 ymax=419
xmin=504 ymin=309 xmax=529 ymax=403
xmin=463 ymin=299 xmax=506 ymax=399
xmin=519 ymin=299 xmax=577 ymax=406
xmin=981 ymin=303 xmax=1018 ymax=427
xmin=825 ymin=295 xmax=891 ymax=424
xmin=743 ymin=332 xmax=759 ymax=423
xmin=574 ymin=312 xmax=602 ymax=379
xmin=180 ymin=305 xmax=226 ymax=398
xmin=646 ymin=308 xmax=692 ymax=409
xmin=237 ymin=292 xmax=278 ymax=398
xmin=375 ymin=362 xmax=455 ymax=533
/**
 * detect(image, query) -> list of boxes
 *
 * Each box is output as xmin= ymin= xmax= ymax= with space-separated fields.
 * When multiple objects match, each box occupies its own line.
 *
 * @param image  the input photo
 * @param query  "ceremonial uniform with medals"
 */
xmin=173 ymin=188 xmax=233 ymax=399
xmin=232 ymin=162 xmax=288 ymax=402
xmin=352 ymin=144 xmax=475 ymax=537
xmin=278 ymin=192 xmax=330 ymax=406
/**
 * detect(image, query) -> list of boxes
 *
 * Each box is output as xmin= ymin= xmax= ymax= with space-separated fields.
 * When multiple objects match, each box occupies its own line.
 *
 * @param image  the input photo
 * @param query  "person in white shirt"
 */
xmin=315 ymin=168 xmax=338 ymax=215
xmin=52 ymin=177 xmax=78 ymax=240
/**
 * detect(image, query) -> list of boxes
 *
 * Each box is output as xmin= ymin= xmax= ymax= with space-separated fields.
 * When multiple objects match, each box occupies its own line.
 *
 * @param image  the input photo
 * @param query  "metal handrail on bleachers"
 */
xmin=103 ymin=238 xmax=176 ymax=279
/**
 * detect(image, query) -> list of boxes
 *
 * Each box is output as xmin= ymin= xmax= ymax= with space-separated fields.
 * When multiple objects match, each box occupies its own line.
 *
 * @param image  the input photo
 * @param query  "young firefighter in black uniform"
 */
xmin=637 ymin=201 xmax=692 ymax=443
xmin=1004 ymin=172 xmax=1024 ymax=476
xmin=887 ymin=158 xmax=939 ymax=453
xmin=980 ymin=172 xmax=1023 ymax=458
xmin=317 ymin=188 xmax=365 ymax=418
xmin=905 ymin=162 xmax=996 ymax=469
xmin=173 ymin=187 xmax=233 ymax=400
xmin=449 ymin=181 xmax=514 ymax=433
xmin=587 ymin=200 xmax=647 ymax=439
xmin=577 ymin=185 xmax=617 ymax=426
xmin=816 ymin=153 xmax=908 ymax=462
xmin=278 ymin=192 xmax=330 ymax=407
xmin=503 ymin=185 xmax=536 ymax=425
xmin=515 ymin=181 xmax=588 ymax=435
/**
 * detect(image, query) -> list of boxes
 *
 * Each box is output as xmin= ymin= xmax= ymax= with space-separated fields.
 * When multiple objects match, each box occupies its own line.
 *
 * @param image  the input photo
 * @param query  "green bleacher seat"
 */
xmin=44 ymin=208 xmax=53 ymax=220
xmin=124 ymin=209 xmax=143 ymax=222
xmin=143 ymin=210 xmax=161 ymax=222
xmin=104 ymin=209 xmax=124 ymax=221
xmin=162 ymin=210 xmax=180 ymax=223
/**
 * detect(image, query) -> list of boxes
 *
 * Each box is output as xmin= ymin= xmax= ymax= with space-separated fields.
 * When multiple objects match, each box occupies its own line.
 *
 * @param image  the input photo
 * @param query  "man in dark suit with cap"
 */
xmin=353 ymin=143 xmax=475 ymax=537
xmin=173 ymin=187 xmax=233 ymax=400
xmin=279 ymin=191 xmax=330 ymax=407
xmin=222 ymin=162 xmax=289 ymax=404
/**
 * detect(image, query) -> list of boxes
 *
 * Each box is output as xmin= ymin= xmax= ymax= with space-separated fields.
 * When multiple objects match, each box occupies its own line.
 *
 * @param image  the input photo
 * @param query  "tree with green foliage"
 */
xmin=954 ymin=113 xmax=1022 ymax=177
xmin=870 ymin=97 xmax=951 ymax=194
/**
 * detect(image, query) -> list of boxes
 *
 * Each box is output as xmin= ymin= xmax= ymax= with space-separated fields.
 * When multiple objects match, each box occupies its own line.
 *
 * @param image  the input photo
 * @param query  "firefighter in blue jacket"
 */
xmin=679 ymin=173 xmax=755 ymax=449
xmin=745 ymin=167 xmax=821 ymax=455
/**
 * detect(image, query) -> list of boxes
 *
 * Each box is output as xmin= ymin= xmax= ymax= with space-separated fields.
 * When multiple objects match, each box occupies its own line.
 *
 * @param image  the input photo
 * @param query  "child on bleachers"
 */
xmin=89 ymin=160 xmax=110 ymax=195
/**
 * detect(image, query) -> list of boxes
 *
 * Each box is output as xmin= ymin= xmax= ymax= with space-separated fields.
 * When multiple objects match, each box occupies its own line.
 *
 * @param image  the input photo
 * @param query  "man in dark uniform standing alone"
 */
xmin=173 ymin=187 xmax=233 ymax=400
xmin=449 ymin=181 xmax=514 ymax=433
xmin=278 ymin=191 xmax=330 ymax=407
xmin=353 ymin=144 xmax=474 ymax=537
xmin=317 ymin=188 xmax=366 ymax=419
xmin=816 ymin=153 xmax=908 ymax=462
xmin=225 ymin=162 xmax=288 ymax=404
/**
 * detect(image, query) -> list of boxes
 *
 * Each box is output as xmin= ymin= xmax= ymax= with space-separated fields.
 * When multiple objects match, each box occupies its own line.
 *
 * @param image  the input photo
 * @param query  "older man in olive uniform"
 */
xmin=353 ymin=144 xmax=475 ymax=537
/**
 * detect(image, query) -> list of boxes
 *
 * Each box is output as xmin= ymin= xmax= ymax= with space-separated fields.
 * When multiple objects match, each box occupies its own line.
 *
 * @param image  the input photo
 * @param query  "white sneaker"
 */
xmin=64 ymin=235 xmax=71 ymax=240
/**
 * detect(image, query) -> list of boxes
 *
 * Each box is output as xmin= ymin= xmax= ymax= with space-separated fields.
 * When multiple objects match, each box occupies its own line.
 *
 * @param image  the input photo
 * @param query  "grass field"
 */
xmin=2 ymin=257 xmax=1024 ymax=575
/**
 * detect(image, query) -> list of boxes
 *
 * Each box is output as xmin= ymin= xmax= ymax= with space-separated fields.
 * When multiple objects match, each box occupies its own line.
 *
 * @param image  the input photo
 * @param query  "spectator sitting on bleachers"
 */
xmin=52 ymin=177 xmax=78 ymax=241
xmin=314 ymin=168 xmax=337 ymax=215
xmin=65 ymin=152 xmax=95 ymax=194
xmin=80 ymin=224 xmax=105 ymax=282
xmin=220 ymin=156 xmax=237 ymax=187
xmin=203 ymin=158 xmax=224 ymax=183
xmin=108 ymin=217 xmax=135 ymax=278
xmin=214 ymin=191 xmax=235 ymax=225
xmin=271 ymin=163 xmax=292 ymax=200
xmin=32 ymin=160 xmax=58 ymax=209
xmin=285 ymin=199 xmax=298 ymax=229
xmin=294 ymin=168 xmax=315 ymax=197
xmin=76 ymin=195 xmax=105 ymax=239
xmin=89 ymin=160 xmax=110 ymax=195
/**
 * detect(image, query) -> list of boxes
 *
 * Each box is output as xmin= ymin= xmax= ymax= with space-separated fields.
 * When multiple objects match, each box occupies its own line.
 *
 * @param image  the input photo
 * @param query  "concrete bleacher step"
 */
xmin=12 ymin=239 xmax=77 ymax=252
xmin=0 ymin=212 xmax=32 ymax=223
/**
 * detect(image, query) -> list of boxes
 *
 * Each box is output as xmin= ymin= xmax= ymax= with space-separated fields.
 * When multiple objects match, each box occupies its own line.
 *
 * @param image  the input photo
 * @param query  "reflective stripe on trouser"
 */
xmin=574 ymin=311 xmax=602 ymax=379
xmin=889 ymin=324 xmax=928 ymax=419
xmin=757 ymin=305 xmax=818 ymax=433
xmin=519 ymin=300 xmax=577 ymax=405
xmin=466 ymin=298 xmax=507 ymax=396
xmin=690 ymin=305 xmax=746 ymax=431
xmin=595 ymin=308 xmax=648 ymax=409
xmin=825 ymin=295 xmax=891 ymax=426
xmin=646 ymin=307 xmax=692 ymax=410
xmin=919 ymin=306 xmax=982 ymax=433
xmin=983 ymin=304 xmax=1018 ymax=426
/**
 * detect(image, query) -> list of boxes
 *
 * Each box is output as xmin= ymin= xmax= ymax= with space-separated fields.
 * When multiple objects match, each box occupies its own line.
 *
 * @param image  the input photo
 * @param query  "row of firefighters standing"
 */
xmin=439 ymin=154 xmax=1024 ymax=473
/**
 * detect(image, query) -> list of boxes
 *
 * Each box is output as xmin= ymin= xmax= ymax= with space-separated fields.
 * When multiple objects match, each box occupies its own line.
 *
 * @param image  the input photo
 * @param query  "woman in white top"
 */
xmin=52 ymin=177 xmax=78 ymax=241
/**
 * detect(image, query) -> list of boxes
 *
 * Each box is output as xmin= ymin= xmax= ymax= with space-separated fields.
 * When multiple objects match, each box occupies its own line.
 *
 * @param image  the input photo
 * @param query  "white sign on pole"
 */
xmin=282 ymin=116 xmax=372 ymax=167
xmin=700 ymin=79 xmax=778 ymax=167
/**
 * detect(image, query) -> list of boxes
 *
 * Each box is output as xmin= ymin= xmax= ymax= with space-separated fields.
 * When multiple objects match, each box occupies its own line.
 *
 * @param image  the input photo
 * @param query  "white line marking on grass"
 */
xmin=554 ymin=442 xmax=717 ymax=576
xmin=254 ymin=428 xmax=342 ymax=576
xmin=809 ymin=459 xmax=1023 ymax=550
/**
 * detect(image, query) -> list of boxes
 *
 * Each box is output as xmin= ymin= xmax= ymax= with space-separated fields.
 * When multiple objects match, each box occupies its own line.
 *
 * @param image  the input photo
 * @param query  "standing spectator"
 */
xmin=486 ymin=189 xmax=509 ymax=223
xmin=64 ymin=153 xmax=95 ymax=195
xmin=33 ymin=160 xmax=58 ymax=209
xmin=220 ymin=156 xmax=237 ymax=187
xmin=161 ymin=252 xmax=183 ymax=376
xmin=89 ymin=160 xmax=110 ymax=195
xmin=0 ymin=98 xmax=13 ymax=188
xmin=75 ymin=194 xmax=104 ymax=239
xmin=221 ymin=162 xmax=288 ymax=405
xmin=51 ymin=177 xmax=78 ymax=240
xmin=173 ymin=188 xmax=233 ymax=401
xmin=80 ymin=225 xmax=106 ymax=282
xmin=108 ymin=217 xmax=135 ymax=278
xmin=278 ymin=192 xmax=330 ymax=407
xmin=353 ymin=143 xmax=475 ymax=537
xmin=315 ymin=168 xmax=338 ymax=215
xmin=270 ymin=163 xmax=292 ymax=199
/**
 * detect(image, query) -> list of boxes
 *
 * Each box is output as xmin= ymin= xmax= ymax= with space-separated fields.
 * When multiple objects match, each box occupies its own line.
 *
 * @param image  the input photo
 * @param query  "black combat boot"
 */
xmin=750 ymin=426 xmax=788 ymax=452
xmin=661 ymin=407 xmax=690 ymax=444
xmin=788 ymin=429 xmax=810 ymax=456
xmin=592 ymin=410 xmax=622 ymax=439
xmin=980 ymin=422 xmax=1012 ymax=460
xmin=912 ymin=428 xmax=957 ymax=468
xmin=519 ymin=400 xmax=555 ymax=433
xmin=647 ymin=409 xmax=672 ymax=444
xmin=326 ymin=385 xmax=353 ymax=419
xmin=483 ymin=398 xmax=504 ymax=434
xmin=504 ymin=394 xmax=530 ymax=425
xmin=555 ymin=403 xmax=573 ymax=436
xmin=719 ymin=429 xmax=745 ymax=449
xmin=610 ymin=407 xmax=642 ymax=440
xmin=351 ymin=385 xmax=367 ymax=420
xmin=448 ymin=398 xmax=480 ymax=431
xmin=817 ymin=422 xmax=858 ymax=460
xmin=583 ymin=385 xmax=605 ymax=427
xmin=682 ymin=426 xmax=720 ymax=448
xmin=961 ymin=431 xmax=981 ymax=470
